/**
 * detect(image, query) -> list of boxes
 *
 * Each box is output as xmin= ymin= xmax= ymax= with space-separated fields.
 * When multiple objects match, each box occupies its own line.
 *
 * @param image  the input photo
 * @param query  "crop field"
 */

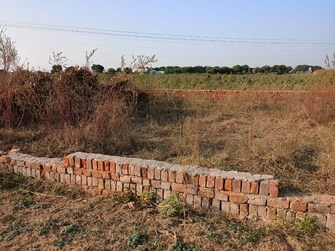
xmin=1 ymin=69 xmax=335 ymax=249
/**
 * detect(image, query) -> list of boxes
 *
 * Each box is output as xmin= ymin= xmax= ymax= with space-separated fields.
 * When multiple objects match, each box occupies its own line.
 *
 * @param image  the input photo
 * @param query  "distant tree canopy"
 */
xmin=152 ymin=64 xmax=322 ymax=75
xmin=50 ymin=64 xmax=62 ymax=74
xmin=91 ymin=64 xmax=104 ymax=73
xmin=107 ymin=68 xmax=116 ymax=74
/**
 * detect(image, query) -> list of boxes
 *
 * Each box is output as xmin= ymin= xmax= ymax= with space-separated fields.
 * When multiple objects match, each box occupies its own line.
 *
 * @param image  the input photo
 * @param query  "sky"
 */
xmin=0 ymin=0 xmax=334 ymax=70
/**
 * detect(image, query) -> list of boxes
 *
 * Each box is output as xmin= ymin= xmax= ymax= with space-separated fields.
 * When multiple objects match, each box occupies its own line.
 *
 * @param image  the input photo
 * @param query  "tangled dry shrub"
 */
xmin=0 ymin=69 xmax=53 ymax=127
xmin=44 ymin=67 xmax=99 ymax=126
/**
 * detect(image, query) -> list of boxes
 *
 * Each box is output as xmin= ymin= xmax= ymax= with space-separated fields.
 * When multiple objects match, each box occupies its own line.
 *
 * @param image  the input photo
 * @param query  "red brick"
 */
xmin=201 ymin=197 xmax=210 ymax=209
xmin=230 ymin=203 xmax=239 ymax=215
xmin=215 ymin=177 xmax=224 ymax=190
xmin=199 ymin=175 xmax=207 ymax=187
xmin=241 ymin=180 xmax=250 ymax=194
xmin=121 ymin=164 xmax=129 ymax=174
xmin=186 ymin=185 xmax=198 ymax=195
xmin=206 ymin=176 xmax=215 ymax=188
xmin=83 ymin=169 xmax=92 ymax=177
xmin=290 ymin=201 xmax=307 ymax=212
xmin=57 ymin=166 xmax=67 ymax=174
xmin=68 ymin=156 xmax=75 ymax=167
xmin=215 ymin=191 xmax=228 ymax=201
xmin=75 ymin=175 xmax=81 ymax=185
xmin=171 ymin=183 xmax=186 ymax=193
xmin=230 ymin=193 xmax=248 ymax=203
xmin=259 ymin=180 xmax=269 ymax=195
xmin=267 ymin=198 xmax=289 ymax=209
xmin=148 ymin=168 xmax=155 ymax=179
xmin=247 ymin=196 xmax=267 ymax=206
xmin=161 ymin=170 xmax=168 ymax=181
xmin=250 ymin=182 xmax=259 ymax=194
xmin=240 ymin=204 xmax=249 ymax=218
xmin=111 ymin=173 xmax=120 ymax=180
xmin=267 ymin=207 xmax=276 ymax=220
xmin=87 ymin=159 xmax=93 ymax=169
xmin=103 ymin=161 xmax=110 ymax=171
xmin=163 ymin=190 xmax=171 ymax=200
xmin=92 ymin=170 xmax=102 ymax=178
xmin=102 ymin=171 xmax=110 ymax=179
xmin=131 ymin=177 xmax=142 ymax=184
xmin=154 ymin=168 xmax=161 ymax=180
xmin=224 ymin=179 xmax=232 ymax=191
xmin=74 ymin=157 xmax=82 ymax=168
xmin=176 ymin=171 xmax=185 ymax=183
xmin=161 ymin=181 xmax=171 ymax=190
xmin=97 ymin=161 xmax=104 ymax=171
xmin=258 ymin=206 xmax=267 ymax=218
xmin=141 ymin=167 xmax=148 ymax=178
xmin=120 ymin=175 xmax=131 ymax=183
xmin=98 ymin=178 xmax=105 ymax=189
xmin=232 ymin=180 xmax=241 ymax=192
xmin=92 ymin=160 xmax=98 ymax=170
xmin=168 ymin=170 xmax=176 ymax=182
xmin=192 ymin=175 xmax=199 ymax=186
xmin=134 ymin=165 xmax=141 ymax=176
xmin=308 ymin=204 xmax=330 ymax=214
xmin=110 ymin=161 xmax=116 ymax=172
xmin=198 ymin=187 xmax=215 ymax=198
xmin=74 ymin=167 xmax=83 ymax=175
xmin=63 ymin=157 xmax=70 ymax=167
xmin=143 ymin=179 xmax=150 ymax=186
xmin=326 ymin=214 xmax=335 ymax=232
xmin=82 ymin=159 xmax=87 ymax=169
xmin=249 ymin=204 xmax=258 ymax=217
xmin=269 ymin=180 xmax=279 ymax=197
xmin=151 ymin=180 xmax=161 ymax=189
xmin=331 ymin=205 xmax=335 ymax=214
xmin=128 ymin=164 xmax=134 ymax=175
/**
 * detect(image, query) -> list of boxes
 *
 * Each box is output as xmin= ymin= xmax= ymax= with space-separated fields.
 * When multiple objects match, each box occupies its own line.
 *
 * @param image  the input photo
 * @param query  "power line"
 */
xmin=1 ymin=20 xmax=335 ymax=45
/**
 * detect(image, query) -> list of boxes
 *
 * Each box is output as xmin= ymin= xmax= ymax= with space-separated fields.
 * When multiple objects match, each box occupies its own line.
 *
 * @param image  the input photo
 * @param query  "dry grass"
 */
xmin=0 ymin=171 xmax=334 ymax=250
xmin=1 ymin=70 xmax=335 ymax=194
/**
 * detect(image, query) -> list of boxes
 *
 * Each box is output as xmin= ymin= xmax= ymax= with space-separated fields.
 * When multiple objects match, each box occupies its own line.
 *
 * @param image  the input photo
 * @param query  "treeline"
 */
xmin=152 ymin=64 xmax=322 ymax=75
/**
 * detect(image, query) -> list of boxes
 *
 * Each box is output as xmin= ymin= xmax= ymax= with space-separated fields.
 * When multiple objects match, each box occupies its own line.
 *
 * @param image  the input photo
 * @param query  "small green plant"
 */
xmin=158 ymin=194 xmax=184 ymax=217
xmin=127 ymin=227 xmax=148 ymax=248
xmin=112 ymin=189 xmax=137 ymax=204
xmin=139 ymin=191 xmax=156 ymax=205
xmin=286 ymin=217 xmax=319 ymax=238
xmin=171 ymin=239 xmax=199 ymax=251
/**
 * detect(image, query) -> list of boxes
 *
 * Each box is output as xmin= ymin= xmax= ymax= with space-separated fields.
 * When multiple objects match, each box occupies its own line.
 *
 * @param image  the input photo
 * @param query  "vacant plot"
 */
xmin=0 ymin=171 xmax=334 ymax=250
xmin=1 ymin=70 xmax=335 ymax=195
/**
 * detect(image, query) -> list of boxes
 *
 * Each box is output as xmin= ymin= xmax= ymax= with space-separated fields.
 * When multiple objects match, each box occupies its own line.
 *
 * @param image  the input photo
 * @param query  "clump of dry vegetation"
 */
xmin=1 ymin=70 xmax=335 ymax=194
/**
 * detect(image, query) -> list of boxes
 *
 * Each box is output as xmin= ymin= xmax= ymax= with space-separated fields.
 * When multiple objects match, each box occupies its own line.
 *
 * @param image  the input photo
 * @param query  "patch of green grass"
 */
xmin=158 ymin=194 xmax=184 ymax=218
xmin=285 ymin=217 xmax=320 ymax=238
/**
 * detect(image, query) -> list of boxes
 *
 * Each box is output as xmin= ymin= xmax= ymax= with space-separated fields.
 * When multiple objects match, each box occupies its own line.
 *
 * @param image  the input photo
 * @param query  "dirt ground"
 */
xmin=0 ymin=172 xmax=334 ymax=251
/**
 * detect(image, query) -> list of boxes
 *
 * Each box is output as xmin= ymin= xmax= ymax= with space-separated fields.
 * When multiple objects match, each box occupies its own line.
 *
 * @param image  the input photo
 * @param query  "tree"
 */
xmin=51 ymin=64 xmax=63 ymax=74
xmin=130 ymin=55 xmax=158 ymax=73
xmin=0 ymin=27 xmax=19 ymax=72
xmin=49 ymin=51 xmax=67 ymax=68
xmin=91 ymin=64 xmax=104 ymax=73
xmin=107 ymin=68 xmax=116 ymax=74
xmin=325 ymin=53 xmax=335 ymax=68
xmin=85 ymin=48 xmax=97 ymax=68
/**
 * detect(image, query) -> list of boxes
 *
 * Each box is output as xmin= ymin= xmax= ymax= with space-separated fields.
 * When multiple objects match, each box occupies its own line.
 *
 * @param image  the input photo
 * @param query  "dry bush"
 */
xmin=0 ymin=69 xmax=53 ymax=127
xmin=44 ymin=67 xmax=99 ymax=126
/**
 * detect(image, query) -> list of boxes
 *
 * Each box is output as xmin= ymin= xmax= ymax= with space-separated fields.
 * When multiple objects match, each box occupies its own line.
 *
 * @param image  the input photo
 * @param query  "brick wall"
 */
xmin=0 ymin=151 xmax=334 ymax=232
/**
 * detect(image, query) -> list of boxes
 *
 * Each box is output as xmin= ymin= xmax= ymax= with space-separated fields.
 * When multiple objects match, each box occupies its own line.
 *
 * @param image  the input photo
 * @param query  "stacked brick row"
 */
xmin=0 ymin=151 xmax=334 ymax=232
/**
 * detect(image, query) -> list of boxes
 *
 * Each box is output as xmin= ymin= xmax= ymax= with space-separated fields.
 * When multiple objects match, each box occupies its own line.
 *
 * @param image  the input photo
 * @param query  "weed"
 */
xmin=140 ymin=191 xmax=156 ymax=205
xmin=158 ymin=194 xmax=184 ymax=218
xmin=112 ymin=189 xmax=137 ymax=204
xmin=127 ymin=227 xmax=148 ymax=248
xmin=285 ymin=217 xmax=320 ymax=238
xmin=171 ymin=239 xmax=199 ymax=251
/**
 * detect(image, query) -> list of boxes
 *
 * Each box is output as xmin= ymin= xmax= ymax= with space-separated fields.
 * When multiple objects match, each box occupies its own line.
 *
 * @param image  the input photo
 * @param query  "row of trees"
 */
xmin=90 ymin=64 xmax=322 ymax=75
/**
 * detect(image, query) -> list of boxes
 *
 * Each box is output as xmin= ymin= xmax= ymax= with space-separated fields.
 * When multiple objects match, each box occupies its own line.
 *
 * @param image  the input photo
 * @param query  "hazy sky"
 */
xmin=1 ymin=0 xmax=334 ymax=70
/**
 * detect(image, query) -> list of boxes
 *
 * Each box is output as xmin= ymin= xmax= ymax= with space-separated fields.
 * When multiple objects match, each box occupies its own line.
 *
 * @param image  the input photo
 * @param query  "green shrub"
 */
xmin=158 ymin=194 xmax=184 ymax=217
